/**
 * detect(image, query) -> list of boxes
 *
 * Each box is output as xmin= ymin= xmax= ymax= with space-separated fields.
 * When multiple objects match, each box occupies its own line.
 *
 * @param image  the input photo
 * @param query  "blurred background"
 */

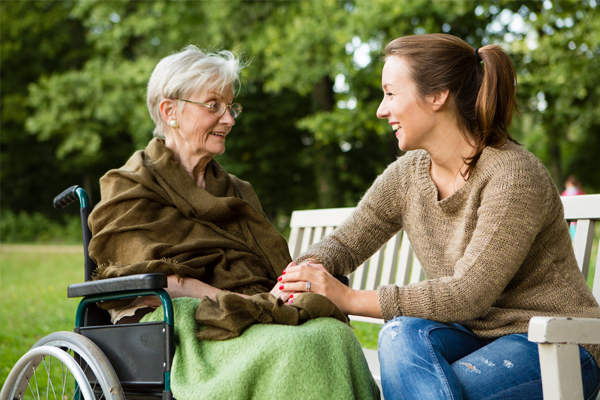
xmin=2 ymin=0 xmax=600 ymax=380
xmin=1 ymin=0 xmax=600 ymax=242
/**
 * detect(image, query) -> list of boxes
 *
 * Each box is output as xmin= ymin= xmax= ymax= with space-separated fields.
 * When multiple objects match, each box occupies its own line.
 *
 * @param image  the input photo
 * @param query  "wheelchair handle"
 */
xmin=54 ymin=185 xmax=90 ymax=210
xmin=54 ymin=185 xmax=96 ymax=281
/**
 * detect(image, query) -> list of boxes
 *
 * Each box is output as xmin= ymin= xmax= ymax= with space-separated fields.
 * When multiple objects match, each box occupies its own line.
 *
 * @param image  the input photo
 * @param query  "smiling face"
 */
xmin=165 ymin=85 xmax=236 ymax=160
xmin=376 ymin=56 xmax=438 ymax=152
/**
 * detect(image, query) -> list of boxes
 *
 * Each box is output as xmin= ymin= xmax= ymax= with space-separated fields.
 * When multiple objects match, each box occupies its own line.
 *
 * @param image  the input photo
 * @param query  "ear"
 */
xmin=159 ymin=98 xmax=178 ymax=123
xmin=430 ymin=89 xmax=450 ymax=112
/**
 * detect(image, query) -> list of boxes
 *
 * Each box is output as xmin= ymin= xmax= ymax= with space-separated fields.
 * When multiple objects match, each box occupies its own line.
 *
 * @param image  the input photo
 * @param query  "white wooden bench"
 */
xmin=288 ymin=194 xmax=600 ymax=399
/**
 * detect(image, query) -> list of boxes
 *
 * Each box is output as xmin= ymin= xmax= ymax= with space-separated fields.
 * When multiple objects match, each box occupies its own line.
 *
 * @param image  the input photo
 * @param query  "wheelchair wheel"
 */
xmin=1 ymin=331 xmax=124 ymax=400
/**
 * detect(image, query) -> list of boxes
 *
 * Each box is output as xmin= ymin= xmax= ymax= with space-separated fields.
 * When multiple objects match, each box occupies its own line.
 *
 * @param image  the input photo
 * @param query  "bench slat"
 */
xmin=288 ymin=227 xmax=302 ymax=259
xmin=379 ymin=233 xmax=402 ymax=286
xmin=396 ymin=231 xmax=414 ymax=286
xmin=312 ymin=226 xmax=324 ymax=245
xmin=290 ymin=207 xmax=354 ymax=227
xmin=366 ymin=246 xmax=384 ymax=290
xmin=573 ymin=219 xmax=596 ymax=276
xmin=410 ymin=257 xmax=425 ymax=284
xmin=299 ymin=227 xmax=314 ymax=255
xmin=593 ymin=244 xmax=600 ymax=300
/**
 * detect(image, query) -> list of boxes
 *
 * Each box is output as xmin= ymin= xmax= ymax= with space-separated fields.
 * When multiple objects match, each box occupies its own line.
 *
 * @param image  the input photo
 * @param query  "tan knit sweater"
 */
xmin=299 ymin=142 xmax=600 ymax=363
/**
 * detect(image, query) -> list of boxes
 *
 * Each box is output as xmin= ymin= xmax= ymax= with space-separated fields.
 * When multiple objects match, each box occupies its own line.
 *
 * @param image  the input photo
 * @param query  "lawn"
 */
xmin=0 ymin=245 xmax=83 ymax=384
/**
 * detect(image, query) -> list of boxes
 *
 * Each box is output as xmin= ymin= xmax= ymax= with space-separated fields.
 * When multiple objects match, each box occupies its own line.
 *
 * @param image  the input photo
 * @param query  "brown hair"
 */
xmin=385 ymin=34 xmax=519 ymax=177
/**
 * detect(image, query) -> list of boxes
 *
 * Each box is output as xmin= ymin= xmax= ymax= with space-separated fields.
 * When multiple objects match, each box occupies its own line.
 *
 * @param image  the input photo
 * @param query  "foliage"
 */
xmin=0 ymin=210 xmax=82 ymax=244
xmin=507 ymin=0 xmax=600 ymax=186
xmin=2 ymin=0 xmax=600 ymax=235
xmin=0 ymin=1 xmax=94 ymax=215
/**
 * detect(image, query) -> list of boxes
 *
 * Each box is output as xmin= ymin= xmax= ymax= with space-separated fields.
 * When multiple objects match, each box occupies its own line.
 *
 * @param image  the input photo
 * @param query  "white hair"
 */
xmin=147 ymin=45 xmax=244 ymax=138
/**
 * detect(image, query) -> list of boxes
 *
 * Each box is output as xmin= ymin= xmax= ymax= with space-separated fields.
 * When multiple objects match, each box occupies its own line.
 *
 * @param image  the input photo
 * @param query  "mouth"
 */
xmin=392 ymin=123 xmax=402 ymax=131
xmin=211 ymin=132 xmax=227 ymax=138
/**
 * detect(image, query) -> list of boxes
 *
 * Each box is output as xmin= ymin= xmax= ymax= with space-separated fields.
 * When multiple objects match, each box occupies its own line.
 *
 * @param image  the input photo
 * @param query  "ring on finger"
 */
xmin=306 ymin=281 xmax=311 ymax=292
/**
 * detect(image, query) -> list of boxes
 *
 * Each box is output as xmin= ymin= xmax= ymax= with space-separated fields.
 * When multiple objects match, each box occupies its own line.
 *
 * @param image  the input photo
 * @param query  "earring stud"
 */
xmin=169 ymin=120 xmax=179 ymax=129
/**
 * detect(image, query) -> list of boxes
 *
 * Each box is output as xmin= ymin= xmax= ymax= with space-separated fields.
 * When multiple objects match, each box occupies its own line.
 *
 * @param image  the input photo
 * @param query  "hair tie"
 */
xmin=474 ymin=47 xmax=482 ymax=63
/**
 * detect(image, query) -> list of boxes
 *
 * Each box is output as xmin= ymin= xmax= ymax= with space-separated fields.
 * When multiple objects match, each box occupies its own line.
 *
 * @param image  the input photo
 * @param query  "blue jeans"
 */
xmin=378 ymin=316 xmax=600 ymax=400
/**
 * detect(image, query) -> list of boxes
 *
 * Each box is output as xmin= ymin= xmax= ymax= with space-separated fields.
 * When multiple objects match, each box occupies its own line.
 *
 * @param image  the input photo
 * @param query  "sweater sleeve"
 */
xmin=378 ymin=158 xmax=552 ymax=322
xmin=297 ymin=159 xmax=406 ymax=276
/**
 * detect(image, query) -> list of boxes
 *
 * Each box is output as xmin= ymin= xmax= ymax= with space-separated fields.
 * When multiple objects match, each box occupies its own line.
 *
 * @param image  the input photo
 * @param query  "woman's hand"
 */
xmin=277 ymin=260 xmax=355 ymax=315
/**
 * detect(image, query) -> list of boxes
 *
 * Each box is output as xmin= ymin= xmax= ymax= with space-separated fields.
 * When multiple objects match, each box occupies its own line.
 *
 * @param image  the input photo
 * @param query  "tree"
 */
xmin=1 ymin=1 xmax=93 ymax=214
xmin=507 ymin=0 xmax=600 ymax=190
xmin=3 ymin=0 xmax=599 ymax=229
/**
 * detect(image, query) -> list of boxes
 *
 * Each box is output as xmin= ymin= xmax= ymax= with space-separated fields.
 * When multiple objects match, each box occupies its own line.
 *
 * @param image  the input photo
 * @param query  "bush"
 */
xmin=0 ymin=210 xmax=82 ymax=244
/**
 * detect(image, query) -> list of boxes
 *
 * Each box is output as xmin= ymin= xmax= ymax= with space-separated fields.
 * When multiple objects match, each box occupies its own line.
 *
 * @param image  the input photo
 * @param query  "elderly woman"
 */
xmin=88 ymin=46 xmax=379 ymax=400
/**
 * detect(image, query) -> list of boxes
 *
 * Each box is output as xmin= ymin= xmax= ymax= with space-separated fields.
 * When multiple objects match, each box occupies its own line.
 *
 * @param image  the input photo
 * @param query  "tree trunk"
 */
xmin=546 ymin=122 xmax=564 ymax=189
xmin=311 ymin=76 xmax=341 ymax=208
xmin=82 ymin=174 xmax=93 ymax=207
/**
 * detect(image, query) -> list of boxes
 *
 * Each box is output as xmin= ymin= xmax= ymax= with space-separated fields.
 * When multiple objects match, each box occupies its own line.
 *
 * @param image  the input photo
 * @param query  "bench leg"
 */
xmin=537 ymin=343 xmax=584 ymax=400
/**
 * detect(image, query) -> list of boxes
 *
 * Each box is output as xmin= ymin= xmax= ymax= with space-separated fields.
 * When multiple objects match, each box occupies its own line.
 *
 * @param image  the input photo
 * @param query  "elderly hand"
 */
xmin=143 ymin=275 xmax=226 ymax=307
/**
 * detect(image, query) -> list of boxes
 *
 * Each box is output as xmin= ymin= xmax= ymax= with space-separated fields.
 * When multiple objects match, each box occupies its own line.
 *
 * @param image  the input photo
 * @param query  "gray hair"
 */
xmin=147 ymin=45 xmax=244 ymax=138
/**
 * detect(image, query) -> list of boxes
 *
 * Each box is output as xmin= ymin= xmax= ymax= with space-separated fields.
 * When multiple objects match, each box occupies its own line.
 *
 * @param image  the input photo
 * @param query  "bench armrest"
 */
xmin=528 ymin=316 xmax=600 ymax=400
xmin=528 ymin=316 xmax=600 ymax=345
xmin=67 ymin=273 xmax=168 ymax=298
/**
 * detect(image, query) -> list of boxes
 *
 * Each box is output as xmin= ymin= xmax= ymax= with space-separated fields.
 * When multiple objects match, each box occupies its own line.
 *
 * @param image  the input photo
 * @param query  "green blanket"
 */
xmin=142 ymin=297 xmax=380 ymax=400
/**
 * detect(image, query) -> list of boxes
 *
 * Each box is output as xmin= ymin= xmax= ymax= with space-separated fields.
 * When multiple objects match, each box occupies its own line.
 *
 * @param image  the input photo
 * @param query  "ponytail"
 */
xmin=385 ymin=34 xmax=519 ymax=177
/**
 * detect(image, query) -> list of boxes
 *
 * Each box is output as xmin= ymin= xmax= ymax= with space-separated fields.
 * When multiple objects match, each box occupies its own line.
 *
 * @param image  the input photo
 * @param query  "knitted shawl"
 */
xmin=89 ymin=138 xmax=291 ymax=297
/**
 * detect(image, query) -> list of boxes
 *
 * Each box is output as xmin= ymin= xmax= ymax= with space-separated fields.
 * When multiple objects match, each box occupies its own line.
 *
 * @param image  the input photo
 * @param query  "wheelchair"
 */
xmin=1 ymin=186 xmax=174 ymax=400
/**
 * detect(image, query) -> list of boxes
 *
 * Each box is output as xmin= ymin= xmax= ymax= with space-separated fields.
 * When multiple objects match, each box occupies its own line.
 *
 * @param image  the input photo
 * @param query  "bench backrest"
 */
xmin=288 ymin=194 xmax=600 ymax=322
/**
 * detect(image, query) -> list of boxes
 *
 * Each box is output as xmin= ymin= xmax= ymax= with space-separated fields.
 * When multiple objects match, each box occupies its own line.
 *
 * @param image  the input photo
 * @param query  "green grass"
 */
xmin=0 ymin=245 xmax=82 ymax=384
xmin=351 ymin=321 xmax=381 ymax=350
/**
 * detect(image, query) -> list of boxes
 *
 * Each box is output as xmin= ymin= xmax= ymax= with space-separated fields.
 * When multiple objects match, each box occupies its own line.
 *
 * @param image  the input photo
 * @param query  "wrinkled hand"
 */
xmin=142 ymin=275 xmax=225 ymax=306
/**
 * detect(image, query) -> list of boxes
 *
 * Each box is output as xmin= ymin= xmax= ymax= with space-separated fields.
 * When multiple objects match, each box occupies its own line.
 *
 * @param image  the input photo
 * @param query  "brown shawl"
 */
xmin=89 ymin=138 xmax=291 ymax=298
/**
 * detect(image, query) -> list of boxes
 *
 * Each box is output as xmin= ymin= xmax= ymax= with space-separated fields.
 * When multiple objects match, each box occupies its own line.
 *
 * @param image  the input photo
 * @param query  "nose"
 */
xmin=219 ymin=108 xmax=236 ymax=126
xmin=376 ymin=97 xmax=390 ymax=120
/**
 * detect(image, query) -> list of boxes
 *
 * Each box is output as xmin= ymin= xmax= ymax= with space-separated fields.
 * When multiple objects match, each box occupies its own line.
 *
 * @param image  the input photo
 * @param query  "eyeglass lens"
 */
xmin=212 ymin=102 xmax=241 ymax=119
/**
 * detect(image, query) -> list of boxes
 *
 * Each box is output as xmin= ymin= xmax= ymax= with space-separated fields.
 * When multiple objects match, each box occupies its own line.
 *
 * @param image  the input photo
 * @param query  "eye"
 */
xmin=208 ymin=102 xmax=221 ymax=111
xmin=385 ymin=92 xmax=396 ymax=97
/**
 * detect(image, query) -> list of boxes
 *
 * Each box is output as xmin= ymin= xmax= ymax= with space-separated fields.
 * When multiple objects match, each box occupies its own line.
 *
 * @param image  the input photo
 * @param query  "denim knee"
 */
xmin=378 ymin=316 xmax=436 ymax=352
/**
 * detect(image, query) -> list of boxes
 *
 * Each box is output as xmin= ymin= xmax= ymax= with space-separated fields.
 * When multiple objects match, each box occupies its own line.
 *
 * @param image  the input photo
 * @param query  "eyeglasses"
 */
xmin=177 ymin=98 xmax=243 ymax=119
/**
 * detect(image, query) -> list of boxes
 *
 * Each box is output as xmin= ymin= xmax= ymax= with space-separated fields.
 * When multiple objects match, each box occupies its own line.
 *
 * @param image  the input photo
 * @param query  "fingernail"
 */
xmin=289 ymin=300 xmax=294 ymax=304
xmin=278 ymin=276 xmax=282 ymax=281
xmin=279 ymin=285 xmax=284 ymax=290
xmin=289 ymin=294 xmax=294 ymax=298
xmin=282 ymin=270 xmax=286 ymax=275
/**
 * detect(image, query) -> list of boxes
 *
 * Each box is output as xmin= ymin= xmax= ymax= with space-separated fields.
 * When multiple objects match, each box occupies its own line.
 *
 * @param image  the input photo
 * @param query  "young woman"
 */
xmin=278 ymin=34 xmax=600 ymax=399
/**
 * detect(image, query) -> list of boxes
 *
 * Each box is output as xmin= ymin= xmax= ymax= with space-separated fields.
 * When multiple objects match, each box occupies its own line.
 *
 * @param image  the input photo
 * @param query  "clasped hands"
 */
xmin=270 ymin=260 xmax=353 ymax=314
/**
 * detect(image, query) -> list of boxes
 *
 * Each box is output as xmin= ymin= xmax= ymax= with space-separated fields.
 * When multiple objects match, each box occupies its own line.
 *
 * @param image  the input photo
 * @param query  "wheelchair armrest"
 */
xmin=67 ymin=273 xmax=168 ymax=298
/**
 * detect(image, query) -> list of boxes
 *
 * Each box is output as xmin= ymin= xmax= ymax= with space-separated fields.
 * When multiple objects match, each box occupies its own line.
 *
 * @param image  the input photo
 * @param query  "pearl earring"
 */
xmin=169 ymin=120 xmax=179 ymax=129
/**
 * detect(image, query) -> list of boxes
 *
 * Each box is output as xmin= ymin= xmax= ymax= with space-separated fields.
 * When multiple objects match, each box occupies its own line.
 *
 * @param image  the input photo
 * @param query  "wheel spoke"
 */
xmin=34 ymin=362 xmax=41 ymax=400
xmin=62 ymin=360 xmax=68 ymax=400
xmin=28 ymin=376 xmax=40 ymax=400
xmin=46 ymin=356 xmax=59 ymax=400
xmin=42 ymin=356 xmax=51 ymax=400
